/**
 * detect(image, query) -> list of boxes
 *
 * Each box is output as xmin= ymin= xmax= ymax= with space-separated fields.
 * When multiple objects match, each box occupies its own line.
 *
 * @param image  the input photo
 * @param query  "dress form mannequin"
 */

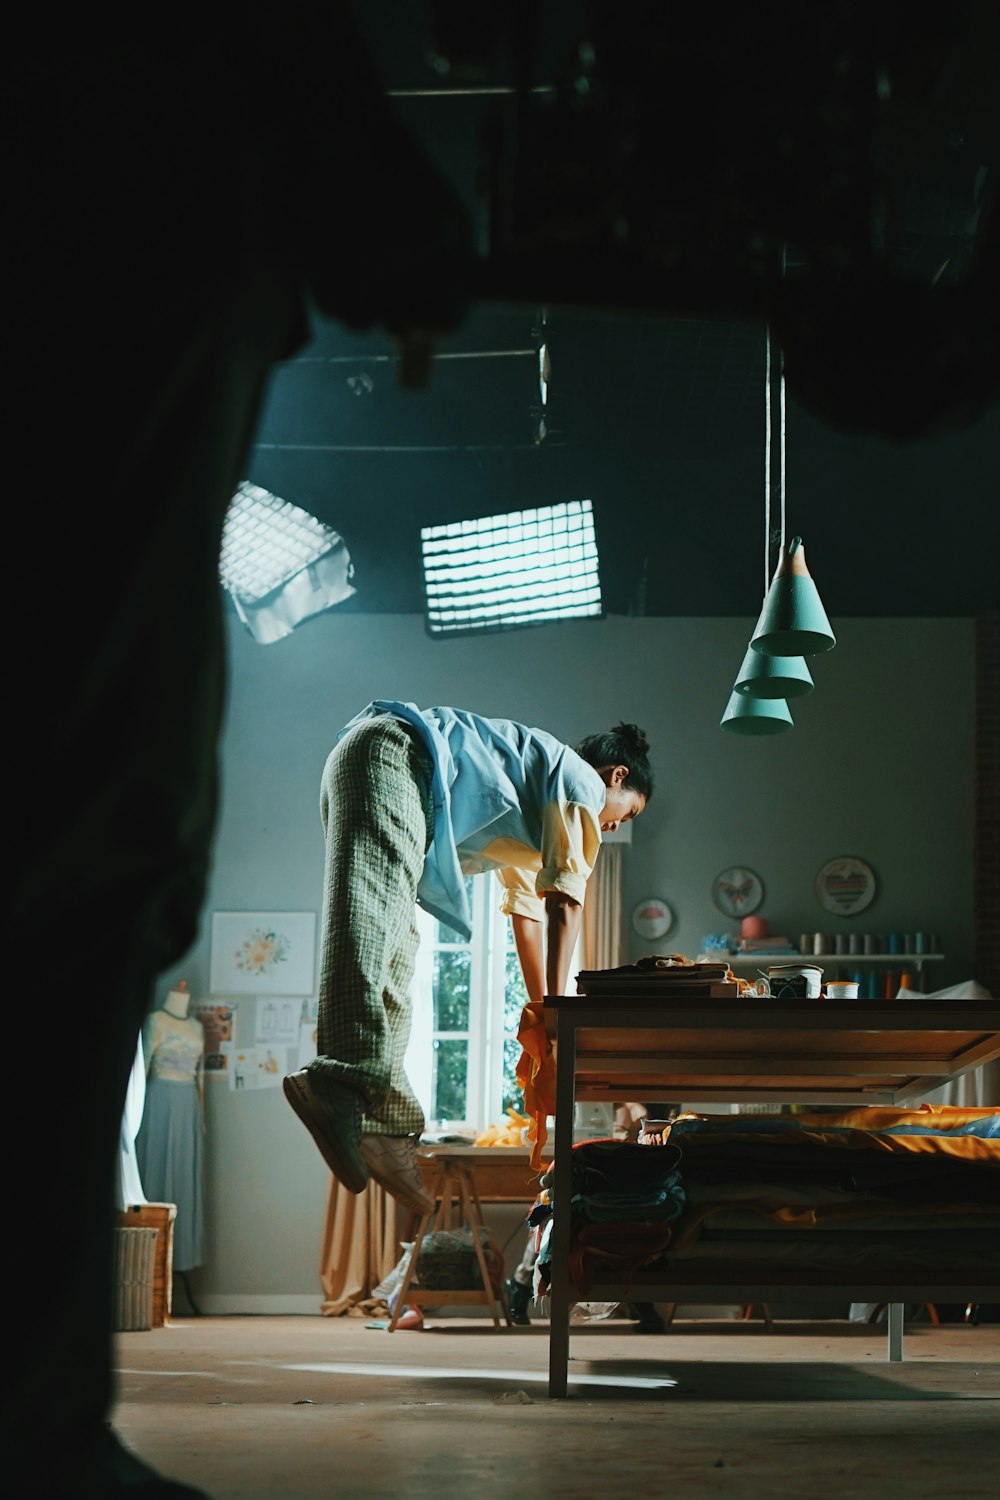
xmin=136 ymin=980 xmax=205 ymax=1276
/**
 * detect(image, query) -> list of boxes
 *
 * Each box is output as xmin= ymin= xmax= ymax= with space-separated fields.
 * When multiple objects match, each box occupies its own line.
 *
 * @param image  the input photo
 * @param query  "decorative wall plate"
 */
xmin=631 ymin=898 xmax=674 ymax=940
xmin=815 ymin=856 xmax=877 ymax=916
xmin=711 ymin=866 xmax=764 ymax=917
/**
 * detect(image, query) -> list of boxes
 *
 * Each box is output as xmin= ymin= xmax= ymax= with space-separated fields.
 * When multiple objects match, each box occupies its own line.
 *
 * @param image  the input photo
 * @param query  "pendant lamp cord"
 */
xmin=764 ymin=322 xmax=787 ymax=600
xmin=764 ymin=328 xmax=771 ymax=601
xmin=779 ymin=333 xmax=786 ymax=560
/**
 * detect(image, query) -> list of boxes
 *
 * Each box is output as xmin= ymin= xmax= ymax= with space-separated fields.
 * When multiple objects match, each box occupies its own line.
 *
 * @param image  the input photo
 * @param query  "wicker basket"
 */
xmin=112 ymin=1227 xmax=159 ymax=1331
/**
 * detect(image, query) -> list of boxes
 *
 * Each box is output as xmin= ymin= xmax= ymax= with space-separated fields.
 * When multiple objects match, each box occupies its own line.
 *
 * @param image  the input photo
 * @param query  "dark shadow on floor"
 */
xmin=568 ymin=1358 xmax=983 ymax=1402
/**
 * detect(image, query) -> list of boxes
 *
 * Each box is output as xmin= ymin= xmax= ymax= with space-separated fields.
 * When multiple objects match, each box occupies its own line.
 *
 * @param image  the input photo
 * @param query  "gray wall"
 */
xmin=161 ymin=611 xmax=975 ymax=1312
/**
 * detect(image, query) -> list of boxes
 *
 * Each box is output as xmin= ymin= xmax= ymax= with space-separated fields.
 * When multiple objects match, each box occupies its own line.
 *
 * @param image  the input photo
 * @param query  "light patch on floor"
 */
xmin=280 ymin=1359 xmax=677 ymax=1390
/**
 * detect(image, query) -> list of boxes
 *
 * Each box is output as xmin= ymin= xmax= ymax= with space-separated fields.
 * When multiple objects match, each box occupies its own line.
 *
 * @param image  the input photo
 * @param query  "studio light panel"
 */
xmin=421 ymin=499 xmax=602 ymax=636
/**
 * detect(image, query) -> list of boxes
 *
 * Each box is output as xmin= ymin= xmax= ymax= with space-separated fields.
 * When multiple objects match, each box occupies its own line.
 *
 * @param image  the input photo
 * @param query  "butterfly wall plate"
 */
xmin=711 ymin=866 xmax=764 ymax=917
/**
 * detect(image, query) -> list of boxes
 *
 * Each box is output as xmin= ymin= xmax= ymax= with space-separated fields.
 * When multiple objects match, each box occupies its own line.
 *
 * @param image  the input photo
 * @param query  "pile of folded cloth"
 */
xmin=650 ymin=1105 xmax=1000 ymax=1281
xmin=536 ymin=1138 xmax=688 ymax=1297
xmin=536 ymin=1107 xmax=999 ymax=1299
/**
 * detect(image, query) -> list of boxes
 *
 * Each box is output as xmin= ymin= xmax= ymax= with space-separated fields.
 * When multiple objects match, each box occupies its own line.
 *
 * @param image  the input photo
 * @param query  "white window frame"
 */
xmin=408 ymin=878 xmax=509 ymax=1133
xmin=407 ymin=876 xmax=583 ymax=1135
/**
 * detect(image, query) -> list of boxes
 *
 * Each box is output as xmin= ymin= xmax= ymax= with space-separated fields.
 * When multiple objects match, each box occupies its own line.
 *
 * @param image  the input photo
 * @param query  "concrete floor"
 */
xmin=112 ymin=1311 xmax=999 ymax=1500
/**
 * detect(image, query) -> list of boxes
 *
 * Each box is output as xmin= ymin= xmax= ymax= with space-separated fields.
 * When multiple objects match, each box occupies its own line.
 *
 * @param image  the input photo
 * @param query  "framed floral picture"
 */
xmin=209 ymin=911 xmax=316 ymax=996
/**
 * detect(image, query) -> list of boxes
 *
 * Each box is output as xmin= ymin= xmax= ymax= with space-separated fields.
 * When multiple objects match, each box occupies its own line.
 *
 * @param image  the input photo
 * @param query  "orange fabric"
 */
xmin=515 ymin=1002 xmax=556 ymax=1168
xmin=566 ymin=1219 xmax=675 ymax=1297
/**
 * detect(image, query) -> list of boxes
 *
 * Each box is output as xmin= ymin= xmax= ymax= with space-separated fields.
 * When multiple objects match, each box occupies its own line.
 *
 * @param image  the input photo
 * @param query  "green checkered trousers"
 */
xmin=308 ymin=713 xmax=434 ymax=1135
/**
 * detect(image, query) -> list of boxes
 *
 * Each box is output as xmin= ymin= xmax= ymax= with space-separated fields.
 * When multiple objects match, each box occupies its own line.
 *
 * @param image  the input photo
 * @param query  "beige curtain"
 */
xmin=318 ymin=1177 xmax=401 ymax=1316
xmin=581 ymin=843 xmax=624 ymax=973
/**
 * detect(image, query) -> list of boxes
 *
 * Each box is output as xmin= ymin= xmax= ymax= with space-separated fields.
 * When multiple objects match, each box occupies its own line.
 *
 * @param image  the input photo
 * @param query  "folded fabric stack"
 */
xmin=539 ymin=1139 xmax=688 ymax=1297
xmin=648 ymin=1106 xmax=1000 ymax=1281
xmin=575 ymin=955 xmax=737 ymax=997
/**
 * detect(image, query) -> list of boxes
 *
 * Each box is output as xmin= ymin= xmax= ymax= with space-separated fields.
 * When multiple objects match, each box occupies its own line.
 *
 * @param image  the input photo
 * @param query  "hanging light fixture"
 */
xmin=721 ymin=320 xmax=805 ymax=733
xmin=749 ymin=318 xmax=835 ymax=659
xmin=750 ymin=534 xmax=837 ymax=657
xmin=721 ymin=689 xmax=794 ymax=735
xmin=733 ymin=642 xmax=813 ymax=698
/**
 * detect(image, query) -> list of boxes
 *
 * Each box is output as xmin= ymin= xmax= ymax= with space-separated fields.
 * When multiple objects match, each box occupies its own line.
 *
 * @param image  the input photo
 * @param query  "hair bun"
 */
xmin=612 ymin=721 xmax=649 ymax=756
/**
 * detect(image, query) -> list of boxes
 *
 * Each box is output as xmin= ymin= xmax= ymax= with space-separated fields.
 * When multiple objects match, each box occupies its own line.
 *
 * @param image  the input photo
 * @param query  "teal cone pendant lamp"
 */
xmin=720 ymin=311 xmax=834 ymax=736
xmin=750 ymin=535 xmax=836 ymax=657
xmin=734 ymin=642 xmax=814 ymax=699
xmin=720 ymin=689 xmax=794 ymax=735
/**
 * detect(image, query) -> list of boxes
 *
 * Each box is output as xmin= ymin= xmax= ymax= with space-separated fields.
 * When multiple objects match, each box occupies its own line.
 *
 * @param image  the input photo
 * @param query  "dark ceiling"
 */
xmin=242 ymin=1 xmax=999 ymax=623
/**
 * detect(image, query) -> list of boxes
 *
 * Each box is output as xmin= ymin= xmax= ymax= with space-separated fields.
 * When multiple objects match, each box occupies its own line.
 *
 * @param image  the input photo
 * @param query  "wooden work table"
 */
xmin=544 ymin=992 xmax=1000 ymax=1397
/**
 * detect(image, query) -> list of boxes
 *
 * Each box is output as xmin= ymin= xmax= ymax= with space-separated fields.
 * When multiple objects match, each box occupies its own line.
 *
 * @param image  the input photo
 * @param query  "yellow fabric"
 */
xmin=515 ymin=1001 xmax=556 ymax=1168
xmin=789 ymin=1105 xmax=997 ymax=1132
xmin=318 ymin=1175 xmax=400 ymax=1316
xmin=495 ymin=863 xmax=545 ymax=920
xmin=680 ymin=1124 xmax=998 ymax=1164
xmin=494 ymin=802 xmax=602 ymax=919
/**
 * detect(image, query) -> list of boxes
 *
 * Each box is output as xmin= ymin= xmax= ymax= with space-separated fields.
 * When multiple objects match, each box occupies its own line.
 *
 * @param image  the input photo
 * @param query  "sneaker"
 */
xmin=360 ymin=1133 xmax=435 ymax=1216
xmin=283 ymin=1069 xmax=369 ymax=1194
xmin=505 ymin=1275 xmax=532 ymax=1326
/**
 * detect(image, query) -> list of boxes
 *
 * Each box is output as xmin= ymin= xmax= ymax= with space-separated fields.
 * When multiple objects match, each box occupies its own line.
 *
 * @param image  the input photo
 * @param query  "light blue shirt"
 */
xmin=338 ymin=701 xmax=606 ymax=939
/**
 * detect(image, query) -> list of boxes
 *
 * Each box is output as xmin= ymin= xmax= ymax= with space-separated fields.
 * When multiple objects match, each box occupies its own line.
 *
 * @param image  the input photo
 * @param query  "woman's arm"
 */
xmin=510 ymin=912 xmax=546 ymax=1006
xmin=543 ymin=891 xmax=582 ymax=999
xmin=507 ymin=888 xmax=583 ymax=1003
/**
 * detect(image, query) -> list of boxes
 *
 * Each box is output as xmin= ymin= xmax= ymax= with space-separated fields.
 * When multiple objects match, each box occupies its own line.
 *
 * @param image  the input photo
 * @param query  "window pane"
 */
xmin=502 ymin=1035 xmax=523 ymax=1116
xmin=433 ymin=950 xmax=470 ymax=1029
xmin=504 ymin=949 xmax=529 ymax=1030
xmin=433 ymin=1038 xmax=468 ymax=1121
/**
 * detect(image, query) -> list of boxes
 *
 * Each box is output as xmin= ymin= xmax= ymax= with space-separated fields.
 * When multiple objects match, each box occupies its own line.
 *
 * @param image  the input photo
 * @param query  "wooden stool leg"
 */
xmin=388 ymin=1163 xmax=446 ymax=1332
xmin=458 ymin=1168 xmax=502 ymax=1328
xmin=388 ymin=1203 xmax=435 ymax=1331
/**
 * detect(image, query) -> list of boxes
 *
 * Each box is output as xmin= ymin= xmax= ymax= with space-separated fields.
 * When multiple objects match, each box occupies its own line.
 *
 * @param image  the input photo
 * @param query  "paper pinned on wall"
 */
xmin=254 ymin=996 xmax=301 ymax=1045
xmin=228 ymin=1044 xmax=289 ymax=1091
xmin=193 ymin=1000 xmax=237 ymax=1076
